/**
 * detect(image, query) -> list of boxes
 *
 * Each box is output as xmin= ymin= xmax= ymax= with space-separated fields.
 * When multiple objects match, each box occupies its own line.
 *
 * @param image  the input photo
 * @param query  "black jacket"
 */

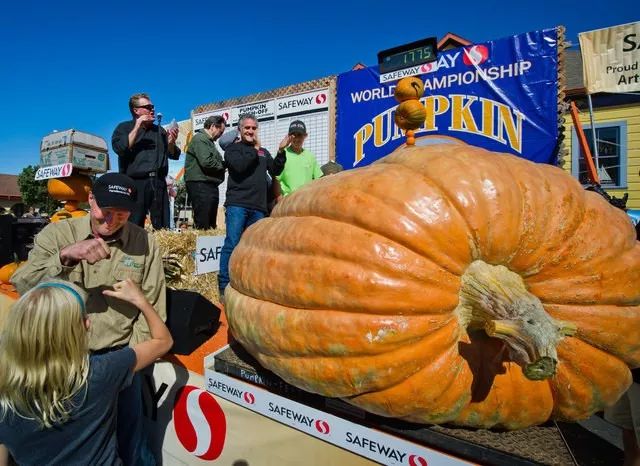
xmin=112 ymin=120 xmax=180 ymax=178
xmin=224 ymin=142 xmax=285 ymax=213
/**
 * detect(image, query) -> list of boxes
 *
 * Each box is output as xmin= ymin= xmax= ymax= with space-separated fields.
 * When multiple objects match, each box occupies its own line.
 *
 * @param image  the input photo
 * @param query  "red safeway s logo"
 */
xmin=409 ymin=454 xmax=428 ymax=466
xmin=462 ymin=45 xmax=489 ymax=66
xmin=173 ymin=386 xmax=227 ymax=461
xmin=315 ymin=93 xmax=327 ymax=104
xmin=243 ymin=392 xmax=255 ymax=404
xmin=315 ymin=419 xmax=330 ymax=435
xmin=222 ymin=112 xmax=230 ymax=122
xmin=420 ymin=62 xmax=436 ymax=74
xmin=60 ymin=163 xmax=72 ymax=177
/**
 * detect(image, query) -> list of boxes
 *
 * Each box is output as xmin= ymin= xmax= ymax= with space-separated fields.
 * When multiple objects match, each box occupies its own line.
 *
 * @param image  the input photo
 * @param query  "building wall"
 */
xmin=563 ymin=103 xmax=640 ymax=209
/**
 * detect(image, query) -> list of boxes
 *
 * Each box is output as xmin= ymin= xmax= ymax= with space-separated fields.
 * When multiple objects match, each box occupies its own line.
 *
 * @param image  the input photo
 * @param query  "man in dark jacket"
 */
xmin=218 ymin=114 xmax=286 ymax=300
xmin=111 ymin=93 xmax=180 ymax=229
xmin=184 ymin=115 xmax=226 ymax=229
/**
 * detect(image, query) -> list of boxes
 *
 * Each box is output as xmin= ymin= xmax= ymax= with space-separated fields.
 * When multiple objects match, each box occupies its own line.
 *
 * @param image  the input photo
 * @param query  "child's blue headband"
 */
xmin=35 ymin=282 xmax=86 ymax=314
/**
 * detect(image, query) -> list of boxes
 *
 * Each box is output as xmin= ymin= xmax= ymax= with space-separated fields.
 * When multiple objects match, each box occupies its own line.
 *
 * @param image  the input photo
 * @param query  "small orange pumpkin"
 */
xmin=394 ymin=76 xmax=424 ymax=102
xmin=0 ymin=262 xmax=20 ymax=284
xmin=394 ymin=100 xmax=426 ymax=130
xmin=226 ymin=143 xmax=640 ymax=430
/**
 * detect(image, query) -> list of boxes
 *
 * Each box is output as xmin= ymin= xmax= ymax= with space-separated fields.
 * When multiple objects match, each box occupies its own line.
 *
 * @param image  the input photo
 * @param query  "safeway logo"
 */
xmin=222 ymin=112 xmax=230 ymax=122
xmin=420 ymin=62 xmax=436 ymax=73
xmin=34 ymin=162 xmax=73 ymax=181
xmin=315 ymin=419 xmax=330 ymax=435
xmin=315 ymin=93 xmax=327 ymax=104
xmin=462 ymin=45 xmax=489 ymax=66
xmin=243 ymin=392 xmax=255 ymax=404
xmin=173 ymin=386 xmax=226 ymax=461
xmin=409 ymin=454 xmax=428 ymax=466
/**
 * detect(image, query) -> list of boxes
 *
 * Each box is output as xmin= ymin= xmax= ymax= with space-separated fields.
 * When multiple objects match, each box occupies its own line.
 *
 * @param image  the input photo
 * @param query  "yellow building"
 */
xmin=563 ymin=49 xmax=640 ymax=209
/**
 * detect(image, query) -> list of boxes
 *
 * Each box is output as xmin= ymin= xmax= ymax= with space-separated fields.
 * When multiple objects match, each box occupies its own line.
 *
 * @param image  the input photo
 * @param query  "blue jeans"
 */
xmin=218 ymin=206 xmax=265 ymax=295
xmin=117 ymin=372 xmax=156 ymax=465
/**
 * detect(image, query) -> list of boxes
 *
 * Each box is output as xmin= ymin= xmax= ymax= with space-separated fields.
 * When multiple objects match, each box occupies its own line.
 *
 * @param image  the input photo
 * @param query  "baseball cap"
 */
xmin=218 ymin=128 xmax=239 ymax=151
xmin=288 ymin=120 xmax=307 ymax=135
xmin=92 ymin=173 xmax=137 ymax=211
xmin=321 ymin=161 xmax=344 ymax=176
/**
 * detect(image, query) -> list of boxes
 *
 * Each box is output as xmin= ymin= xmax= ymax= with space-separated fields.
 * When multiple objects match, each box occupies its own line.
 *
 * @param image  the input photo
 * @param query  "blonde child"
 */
xmin=0 ymin=279 xmax=172 ymax=465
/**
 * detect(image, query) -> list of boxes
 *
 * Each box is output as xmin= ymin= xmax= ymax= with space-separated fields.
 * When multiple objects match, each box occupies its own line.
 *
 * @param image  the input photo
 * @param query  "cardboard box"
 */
xmin=40 ymin=129 xmax=109 ymax=173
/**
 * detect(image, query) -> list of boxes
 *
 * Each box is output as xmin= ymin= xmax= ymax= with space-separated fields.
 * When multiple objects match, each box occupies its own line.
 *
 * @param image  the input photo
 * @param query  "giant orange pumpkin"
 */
xmin=225 ymin=143 xmax=640 ymax=430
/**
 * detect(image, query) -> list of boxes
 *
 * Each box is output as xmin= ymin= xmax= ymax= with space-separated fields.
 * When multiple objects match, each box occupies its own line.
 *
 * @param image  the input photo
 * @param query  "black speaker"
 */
xmin=0 ymin=215 xmax=13 ymax=266
xmin=13 ymin=218 xmax=49 ymax=261
xmin=166 ymin=289 xmax=221 ymax=355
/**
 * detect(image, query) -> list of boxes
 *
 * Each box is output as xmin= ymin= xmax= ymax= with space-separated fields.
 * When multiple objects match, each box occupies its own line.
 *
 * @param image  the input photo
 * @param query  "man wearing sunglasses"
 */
xmin=111 ymin=93 xmax=181 ymax=229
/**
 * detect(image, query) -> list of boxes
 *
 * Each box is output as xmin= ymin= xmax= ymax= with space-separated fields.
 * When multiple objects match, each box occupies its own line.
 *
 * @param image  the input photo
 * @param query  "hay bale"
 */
xmin=153 ymin=229 xmax=224 ymax=305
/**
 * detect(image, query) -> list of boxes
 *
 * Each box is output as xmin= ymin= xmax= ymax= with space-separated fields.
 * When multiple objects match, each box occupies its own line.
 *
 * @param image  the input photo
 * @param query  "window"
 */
xmin=571 ymin=121 xmax=627 ymax=188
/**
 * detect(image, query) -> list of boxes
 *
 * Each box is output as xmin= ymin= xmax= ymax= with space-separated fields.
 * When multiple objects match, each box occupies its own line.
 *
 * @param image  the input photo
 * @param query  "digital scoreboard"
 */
xmin=378 ymin=37 xmax=438 ymax=74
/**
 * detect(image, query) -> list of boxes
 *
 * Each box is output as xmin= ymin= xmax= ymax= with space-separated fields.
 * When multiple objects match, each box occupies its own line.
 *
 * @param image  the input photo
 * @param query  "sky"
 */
xmin=0 ymin=0 xmax=634 ymax=175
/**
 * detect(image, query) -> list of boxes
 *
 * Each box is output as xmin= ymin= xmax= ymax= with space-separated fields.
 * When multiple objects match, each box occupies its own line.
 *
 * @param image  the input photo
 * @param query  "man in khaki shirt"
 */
xmin=12 ymin=172 xmax=165 ymax=465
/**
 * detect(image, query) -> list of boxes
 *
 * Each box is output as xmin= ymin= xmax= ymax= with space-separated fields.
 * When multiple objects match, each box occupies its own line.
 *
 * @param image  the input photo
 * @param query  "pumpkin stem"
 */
xmin=456 ymin=260 xmax=576 ymax=380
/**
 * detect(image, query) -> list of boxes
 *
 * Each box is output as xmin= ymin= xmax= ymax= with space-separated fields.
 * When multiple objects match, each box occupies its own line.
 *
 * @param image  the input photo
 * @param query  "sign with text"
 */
xmin=142 ymin=360 xmax=373 ymax=465
xmin=336 ymin=28 xmax=560 ymax=168
xmin=276 ymin=89 xmax=329 ymax=116
xmin=579 ymin=21 xmax=640 ymax=94
xmin=231 ymin=100 xmax=276 ymax=123
xmin=205 ymin=359 xmax=469 ymax=466
xmin=195 ymin=236 xmax=225 ymax=275
xmin=192 ymin=89 xmax=332 ymax=169
xmin=34 ymin=162 xmax=73 ymax=180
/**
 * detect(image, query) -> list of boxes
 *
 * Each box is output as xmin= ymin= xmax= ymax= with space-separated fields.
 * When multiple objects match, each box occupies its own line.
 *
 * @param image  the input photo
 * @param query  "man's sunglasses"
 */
xmin=136 ymin=104 xmax=155 ymax=111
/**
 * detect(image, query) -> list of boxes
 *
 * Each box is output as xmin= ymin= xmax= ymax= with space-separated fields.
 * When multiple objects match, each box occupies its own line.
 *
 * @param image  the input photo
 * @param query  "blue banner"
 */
xmin=336 ymin=28 xmax=559 ymax=168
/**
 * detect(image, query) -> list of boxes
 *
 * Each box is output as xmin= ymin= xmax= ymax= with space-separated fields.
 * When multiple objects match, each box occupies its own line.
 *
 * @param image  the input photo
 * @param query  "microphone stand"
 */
xmin=153 ymin=113 xmax=163 ymax=229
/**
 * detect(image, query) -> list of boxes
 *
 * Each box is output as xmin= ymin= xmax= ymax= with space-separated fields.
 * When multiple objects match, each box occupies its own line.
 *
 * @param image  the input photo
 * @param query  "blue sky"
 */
xmin=0 ymin=0 xmax=634 ymax=175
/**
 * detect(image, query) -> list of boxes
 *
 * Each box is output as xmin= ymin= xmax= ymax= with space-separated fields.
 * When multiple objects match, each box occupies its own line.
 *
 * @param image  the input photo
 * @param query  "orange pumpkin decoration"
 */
xmin=394 ymin=100 xmax=426 ymax=131
xmin=47 ymin=174 xmax=92 ymax=202
xmin=50 ymin=209 xmax=88 ymax=223
xmin=49 ymin=179 xmax=90 ymax=222
xmin=64 ymin=200 xmax=81 ymax=212
xmin=0 ymin=262 xmax=20 ymax=284
xmin=225 ymin=143 xmax=640 ymax=430
xmin=394 ymin=76 xmax=424 ymax=102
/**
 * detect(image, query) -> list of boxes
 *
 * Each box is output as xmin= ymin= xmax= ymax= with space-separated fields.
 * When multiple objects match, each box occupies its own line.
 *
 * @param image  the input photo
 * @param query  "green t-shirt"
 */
xmin=278 ymin=147 xmax=323 ymax=195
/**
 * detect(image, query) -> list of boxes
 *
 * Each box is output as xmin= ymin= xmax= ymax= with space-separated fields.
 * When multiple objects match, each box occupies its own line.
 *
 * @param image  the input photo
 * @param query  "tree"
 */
xmin=174 ymin=179 xmax=187 ymax=207
xmin=16 ymin=165 xmax=60 ymax=214
xmin=173 ymin=179 xmax=191 ymax=222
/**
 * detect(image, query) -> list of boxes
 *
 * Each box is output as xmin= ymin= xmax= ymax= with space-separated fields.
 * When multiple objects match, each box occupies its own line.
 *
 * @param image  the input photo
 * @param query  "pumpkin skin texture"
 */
xmin=394 ymin=100 xmax=426 ymax=131
xmin=394 ymin=76 xmax=424 ymax=102
xmin=225 ymin=143 xmax=640 ymax=430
